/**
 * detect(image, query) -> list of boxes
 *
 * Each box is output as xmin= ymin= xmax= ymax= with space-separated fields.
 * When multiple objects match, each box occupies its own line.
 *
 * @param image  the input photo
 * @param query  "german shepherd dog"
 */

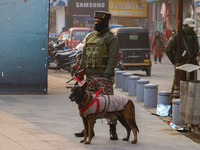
xmin=69 ymin=82 xmax=139 ymax=144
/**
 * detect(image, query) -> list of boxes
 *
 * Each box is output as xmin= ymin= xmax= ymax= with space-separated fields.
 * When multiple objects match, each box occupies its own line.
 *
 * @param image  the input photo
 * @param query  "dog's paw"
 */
xmin=131 ymin=140 xmax=137 ymax=144
xmin=80 ymin=139 xmax=86 ymax=143
xmin=84 ymin=141 xmax=91 ymax=144
xmin=122 ymin=138 xmax=129 ymax=141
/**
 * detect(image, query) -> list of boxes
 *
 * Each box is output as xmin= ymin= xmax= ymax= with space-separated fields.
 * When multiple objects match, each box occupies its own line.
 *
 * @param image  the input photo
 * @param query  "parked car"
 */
xmin=110 ymin=27 xmax=152 ymax=76
xmin=66 ymin=27 xmax=91 ymax=49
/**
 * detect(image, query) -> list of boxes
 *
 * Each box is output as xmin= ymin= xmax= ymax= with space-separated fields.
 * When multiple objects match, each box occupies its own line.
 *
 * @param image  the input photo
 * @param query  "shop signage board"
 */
xmin=196 ymin=6 xmax=200 ymax=13
xmin=146 ymin=0 xmax=155 ymax=2
xmin=109 ymin=0 xmax=147 ymax=17
xmin=70 ymin=0 xmax=108 ymax=18
xmin=194 ymin=0 xmax=200 ymax=7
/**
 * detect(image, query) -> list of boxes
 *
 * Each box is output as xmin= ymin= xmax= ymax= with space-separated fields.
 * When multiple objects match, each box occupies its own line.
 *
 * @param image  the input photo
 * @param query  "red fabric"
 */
xmin=151 ymin=37 xmax=164 ymax=58
xmin=72 ymin=63 xmax=79 ymax=69
xmin=79 ymin=82 xmax=107 ymax=117
xmin=87 ymin=79 xmax=101 ymax=87
xmin=164 ymin=30 xmax=172 ymax=40
xmin=79 ymin=97 xmax=99 ymax=117
xmin=73 ymin=75 xmax=83 ymax=84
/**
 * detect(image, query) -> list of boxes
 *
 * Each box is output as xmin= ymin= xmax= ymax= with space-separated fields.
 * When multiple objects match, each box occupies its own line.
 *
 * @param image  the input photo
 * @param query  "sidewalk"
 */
xmin=0 ymin=75 xmax=199 ymax=150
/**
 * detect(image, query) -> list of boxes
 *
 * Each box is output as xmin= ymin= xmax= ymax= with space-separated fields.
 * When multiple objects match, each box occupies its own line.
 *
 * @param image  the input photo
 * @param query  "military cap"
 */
xmin=94 ymin=11 xmax=111 ymax=21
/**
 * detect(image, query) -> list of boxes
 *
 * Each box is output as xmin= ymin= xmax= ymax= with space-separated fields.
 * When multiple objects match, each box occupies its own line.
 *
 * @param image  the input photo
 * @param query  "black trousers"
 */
xmin=154 ymin=57 xmax=161 ymax=62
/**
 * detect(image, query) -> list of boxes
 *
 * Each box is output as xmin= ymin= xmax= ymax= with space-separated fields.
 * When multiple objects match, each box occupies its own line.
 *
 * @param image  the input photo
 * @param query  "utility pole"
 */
xmin=173 ymin=0 xmax=183 ymax=99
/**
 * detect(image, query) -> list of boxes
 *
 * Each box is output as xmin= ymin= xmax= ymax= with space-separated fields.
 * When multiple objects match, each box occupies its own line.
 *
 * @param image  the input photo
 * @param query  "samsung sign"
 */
xmin=71 ymin=0 xmax=108 ymax=17
xmin=76 ymin=2 xmax=105 ymax=8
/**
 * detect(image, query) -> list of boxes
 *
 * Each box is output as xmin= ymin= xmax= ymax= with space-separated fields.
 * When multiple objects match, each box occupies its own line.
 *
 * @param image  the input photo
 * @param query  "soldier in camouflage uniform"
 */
xmin=165 ymin=18 xmax=199 ymax=104
xmin=74 ymin=11 xmax=120 ymax=140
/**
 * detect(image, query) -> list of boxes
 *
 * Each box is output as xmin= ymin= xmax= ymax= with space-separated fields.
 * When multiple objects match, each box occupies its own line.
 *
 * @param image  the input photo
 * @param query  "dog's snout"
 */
xmin=69 ymin=95 xmax=75 ymax=102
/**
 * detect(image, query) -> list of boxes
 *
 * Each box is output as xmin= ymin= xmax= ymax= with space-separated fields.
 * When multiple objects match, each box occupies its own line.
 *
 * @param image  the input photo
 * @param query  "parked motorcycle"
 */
xmin=48 ymin=42 xmax=76 ymax=71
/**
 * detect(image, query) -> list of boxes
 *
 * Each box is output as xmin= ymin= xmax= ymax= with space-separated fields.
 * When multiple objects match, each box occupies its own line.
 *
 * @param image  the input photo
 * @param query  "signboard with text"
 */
xmin=70 ymin=0 xmax=108 ymax=18
xmin=109 ymin=0 xmax=147 ymax=17
xmin=194 ymin=0 xmax=200 ymax=7
xmin=146 ymin=0 xmax=155 ymax=2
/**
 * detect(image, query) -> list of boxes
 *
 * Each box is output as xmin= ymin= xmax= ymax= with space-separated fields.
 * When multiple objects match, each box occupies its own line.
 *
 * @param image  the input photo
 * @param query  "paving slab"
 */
xmin=0 ymin=75 xmax=199 ymax=150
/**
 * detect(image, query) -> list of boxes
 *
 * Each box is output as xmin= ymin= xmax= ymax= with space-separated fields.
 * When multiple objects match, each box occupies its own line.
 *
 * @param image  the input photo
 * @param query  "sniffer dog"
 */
xmin=69 ymin=82 xmax=139 ymax=144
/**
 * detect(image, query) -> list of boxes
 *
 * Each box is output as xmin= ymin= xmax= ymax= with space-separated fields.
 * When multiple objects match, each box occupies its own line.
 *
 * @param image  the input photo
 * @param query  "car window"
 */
xmin=72 ymin=30 xmax=90 ymax=40
xmin=118 ymin=32 xmax=149 ymax=49
xmin=64 ymin=33 xmax=69 ymax=40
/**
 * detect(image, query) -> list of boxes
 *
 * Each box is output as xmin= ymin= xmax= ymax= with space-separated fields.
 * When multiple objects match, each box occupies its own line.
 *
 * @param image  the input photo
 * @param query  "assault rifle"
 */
xmin=182 ymin=36 xmax=198 ymax=64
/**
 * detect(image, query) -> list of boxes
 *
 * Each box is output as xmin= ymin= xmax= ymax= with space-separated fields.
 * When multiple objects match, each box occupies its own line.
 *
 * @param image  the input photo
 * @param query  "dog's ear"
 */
xmin=81 ymin=82 xmax=87 ymax=91
xmin=74 ymin=82 xmax=78 ymax=86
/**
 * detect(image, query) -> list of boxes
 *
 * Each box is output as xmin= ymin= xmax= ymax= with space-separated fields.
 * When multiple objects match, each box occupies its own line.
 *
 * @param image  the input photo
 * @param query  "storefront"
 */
xmin=194 ymin=0 xmax=200 ymax=37
xmin=68 ymin=0 xmax=108 ymax=29
xmin=49 ymin=0 xmax=68 ymax=33
xmin=109 ymin=0 xmax=148 ymax=28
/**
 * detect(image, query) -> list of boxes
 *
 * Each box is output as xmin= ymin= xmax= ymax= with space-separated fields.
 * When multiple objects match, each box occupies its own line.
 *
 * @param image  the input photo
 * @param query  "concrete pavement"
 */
xmin=0 ymin=75 xmax=200 ymax=150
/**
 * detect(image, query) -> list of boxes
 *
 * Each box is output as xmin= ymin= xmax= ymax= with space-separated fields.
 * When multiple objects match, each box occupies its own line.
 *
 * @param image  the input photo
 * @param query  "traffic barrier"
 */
xmin=114 ymin=68 xmax=120 ymax=82
xmin=157 ymin=91 xmax=170 ymax=105
xmin=144 ymin=84 xmax=158 ymax=108
xmin=122 ymin=73 xmax=133 ymax=92
xmin=128 ymin=76 xmax=141 ymax=96
xmin=136 ymin=80 xmax=149 ymax=102
xmin=115 ymin=71 xmax=126 ymax=88
xmin=172 ymin=99 xmax=185 ymax=125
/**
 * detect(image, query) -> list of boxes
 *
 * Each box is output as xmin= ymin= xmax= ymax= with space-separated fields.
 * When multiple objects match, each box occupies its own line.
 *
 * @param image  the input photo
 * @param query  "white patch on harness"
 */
xmin=82 ymin=95 xmax=129 ymax=118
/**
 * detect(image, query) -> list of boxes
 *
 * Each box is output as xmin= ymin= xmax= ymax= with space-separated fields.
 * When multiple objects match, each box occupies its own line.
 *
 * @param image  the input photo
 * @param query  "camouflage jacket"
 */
xmin=165 ymin=27 xmax=199 ymax=65
xmin=80 ymin=27 xmax=119 ymax=78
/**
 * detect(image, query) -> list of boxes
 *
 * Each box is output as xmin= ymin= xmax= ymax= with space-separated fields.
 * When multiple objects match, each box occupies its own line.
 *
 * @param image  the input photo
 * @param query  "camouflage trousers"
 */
xmin=86 ymin=74 xmax=117 ymax=125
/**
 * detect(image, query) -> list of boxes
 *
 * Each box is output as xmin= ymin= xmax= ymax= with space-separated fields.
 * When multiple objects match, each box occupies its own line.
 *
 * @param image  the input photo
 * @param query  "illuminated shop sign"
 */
xmin=76 ymin=2 xmax=105 ymax=8
xmin=71 ymin=0 xmax=108 ymax=17
xmin=109 ymin=0 xmax=147 ymax=17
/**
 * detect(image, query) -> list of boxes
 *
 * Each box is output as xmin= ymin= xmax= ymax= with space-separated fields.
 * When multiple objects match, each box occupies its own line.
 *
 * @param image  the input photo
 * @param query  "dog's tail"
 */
xmin=131 ymin=101 xmax=139 ymax=133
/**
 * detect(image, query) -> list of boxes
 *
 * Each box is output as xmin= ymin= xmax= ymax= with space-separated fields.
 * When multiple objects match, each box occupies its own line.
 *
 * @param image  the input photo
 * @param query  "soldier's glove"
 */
xmin=74 ymin=73 xmax=84 ymax=81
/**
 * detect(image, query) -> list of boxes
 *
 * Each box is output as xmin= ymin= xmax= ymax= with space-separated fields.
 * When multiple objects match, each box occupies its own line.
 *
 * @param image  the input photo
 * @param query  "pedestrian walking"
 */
xmin=165 ymin=18 xmax=199 ymax=104
xmin=74 ymin=11 xmax=120 ymax=140
xmin=151 ymin=31 xmax=165 ymax=64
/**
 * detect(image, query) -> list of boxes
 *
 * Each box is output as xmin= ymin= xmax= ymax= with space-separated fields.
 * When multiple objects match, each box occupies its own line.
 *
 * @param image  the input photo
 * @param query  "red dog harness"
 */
xmin=79 ymin=83 xmax=107 ymax=118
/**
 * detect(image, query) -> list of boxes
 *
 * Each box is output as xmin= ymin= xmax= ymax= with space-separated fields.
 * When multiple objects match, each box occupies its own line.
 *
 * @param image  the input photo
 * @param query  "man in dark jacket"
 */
xmin=165 ymin=18 xmax=199 ymax=103
xmin=74 ymin=11 xmax=120 ymax=140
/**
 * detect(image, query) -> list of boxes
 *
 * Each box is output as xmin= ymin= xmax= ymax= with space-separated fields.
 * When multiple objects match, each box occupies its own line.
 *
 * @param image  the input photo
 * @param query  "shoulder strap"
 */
xmin=90 ymin=32 xmax=110 ymax=51
xmin=182 ymin=35 xmax=192 ymax=57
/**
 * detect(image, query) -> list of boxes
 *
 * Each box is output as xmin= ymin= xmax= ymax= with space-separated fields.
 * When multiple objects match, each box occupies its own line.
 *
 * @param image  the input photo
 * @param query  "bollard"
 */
xmin=157 ymin=91 xmax=170 ymax=105
xmin=136 ymin=80 xmax=149 ymax=102
xmin=122 ymin=73 xmax=133 ymax=92
xmin=144 ymin=84 xmax=158 ymax=108
xmin=114 ymin=68 xmax=120 ymax=82
xmin=172 ymin=99 xmax=185 ymax=125
xmin=128 ymin=76 xmax=141 ymax=96
xmin=115 ymin=71 xmax=126 ymax=88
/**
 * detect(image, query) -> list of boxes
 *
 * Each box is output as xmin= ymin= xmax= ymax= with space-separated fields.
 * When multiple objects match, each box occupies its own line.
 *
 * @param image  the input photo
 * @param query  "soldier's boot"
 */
xmin=74 ymin=129 xmax=95 ymax=137
xmin=109 ymin=124 xmax=118 ymax=140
